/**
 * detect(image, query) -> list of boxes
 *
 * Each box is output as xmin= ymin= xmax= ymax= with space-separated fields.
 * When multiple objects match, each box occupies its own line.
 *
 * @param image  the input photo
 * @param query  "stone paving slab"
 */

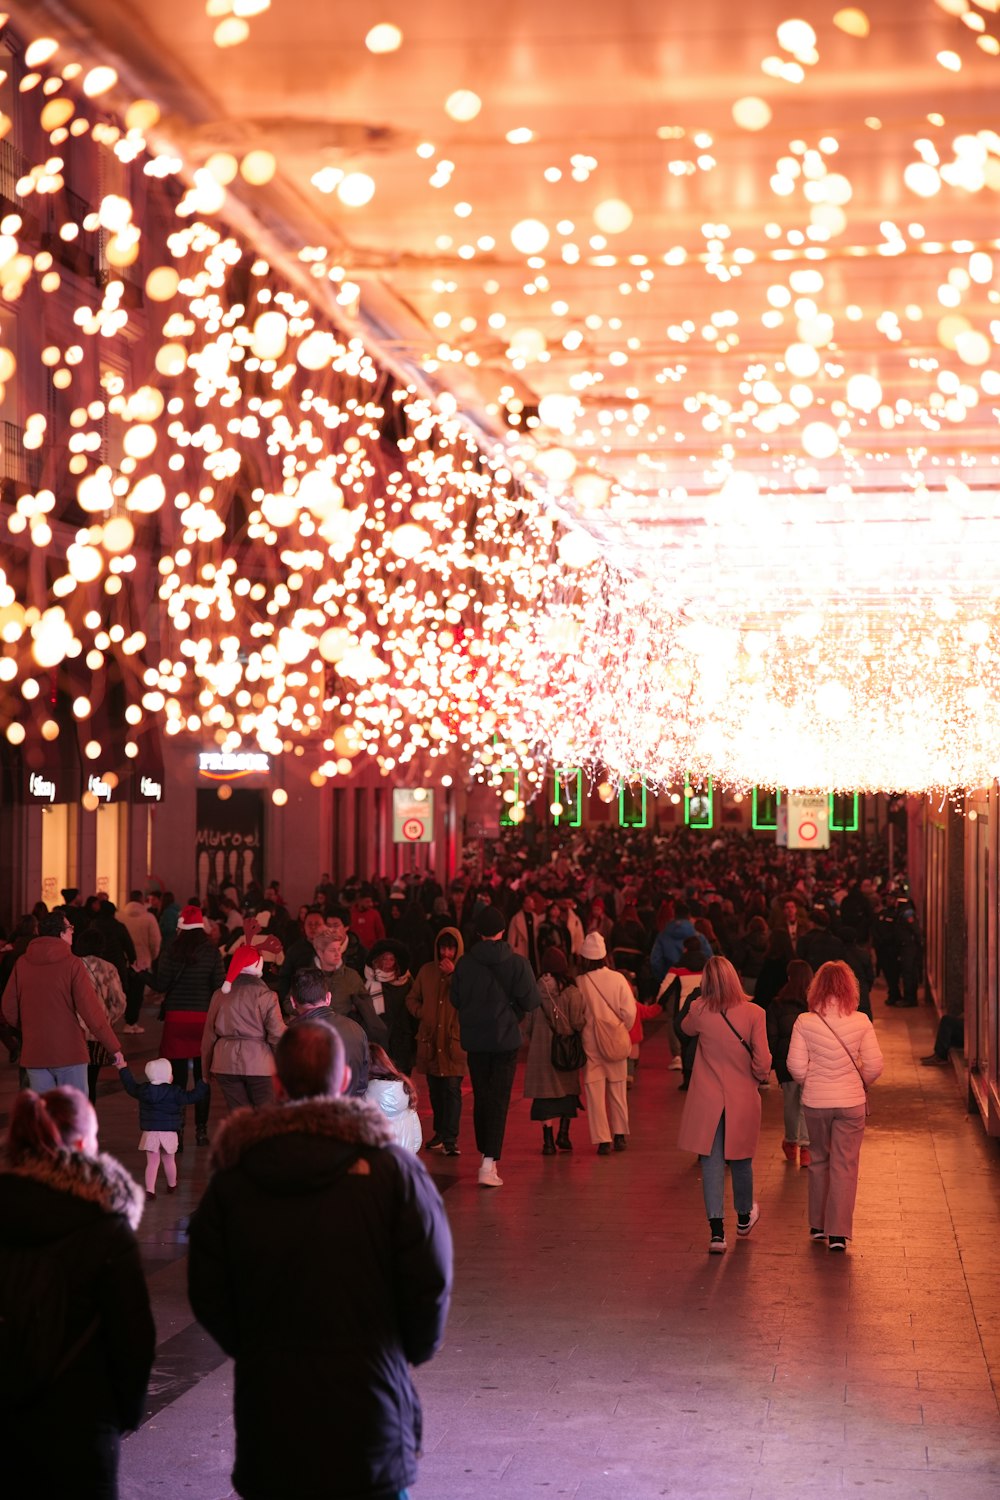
xmin=3 ymin=980 xmax=1000 ymax=1499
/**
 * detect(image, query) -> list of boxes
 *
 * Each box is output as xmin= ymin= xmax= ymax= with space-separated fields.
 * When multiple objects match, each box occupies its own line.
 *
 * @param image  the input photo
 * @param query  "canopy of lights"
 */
xmin=3 ymin=0 xmax=1000 ymax=795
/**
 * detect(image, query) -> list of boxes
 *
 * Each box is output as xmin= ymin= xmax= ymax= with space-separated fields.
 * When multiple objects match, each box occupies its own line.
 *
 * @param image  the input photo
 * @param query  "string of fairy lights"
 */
xmin=3 ymin=4 xmax=1000 ymax=798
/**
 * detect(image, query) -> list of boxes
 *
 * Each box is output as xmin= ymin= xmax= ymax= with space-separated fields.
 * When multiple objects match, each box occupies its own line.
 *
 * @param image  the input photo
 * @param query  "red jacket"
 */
xmin=1 ymin=938 xmax=120 ymax=1067
xmin=629 ymin=999 xmax=662 ymax=1046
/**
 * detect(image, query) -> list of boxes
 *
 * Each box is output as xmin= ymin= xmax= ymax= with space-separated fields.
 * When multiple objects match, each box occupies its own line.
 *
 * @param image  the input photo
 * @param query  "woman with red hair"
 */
xmin=787 ymin=960 xmax=884 ymax=1251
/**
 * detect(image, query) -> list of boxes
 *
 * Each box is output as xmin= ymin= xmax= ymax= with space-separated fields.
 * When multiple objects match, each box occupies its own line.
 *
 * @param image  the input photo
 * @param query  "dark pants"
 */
xmin=466 ymin=1049 xmax=519 ymax=1160
xmin=12 ymin=1418 xmax=120 ymax=1499
xmin=427 ymin=1073 xmax=462 ymax=1146
xmin=217 ymin=1073 xmax=275 ymax=1112
xmin=124 ymin=970 xmax=145 ymax=1025
xmin=171 ymin=1057 xmax=210 ymax=1127
xmin=934 ymin=1014 xmax=964 ymax=1060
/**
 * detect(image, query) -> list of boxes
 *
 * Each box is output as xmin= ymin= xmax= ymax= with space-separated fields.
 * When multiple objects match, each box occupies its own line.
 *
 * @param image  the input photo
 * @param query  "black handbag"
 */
xmin=549 ymin=991 xmax=586 ymax=1071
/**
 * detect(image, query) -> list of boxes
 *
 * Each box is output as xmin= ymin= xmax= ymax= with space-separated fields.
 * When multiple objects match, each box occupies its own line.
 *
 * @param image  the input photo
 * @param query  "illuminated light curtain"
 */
xmin=685 ymin=776 xmax=713 ymax=830
xmin=753 ymin=787 xmax=781 ymax=831
xmin=619 ymin=774 xmax=647 ymax=828
xmin=829 ymin=792 xmax=859 ymax=832
xmin=552 ymin=767 xmax=582 ymax=826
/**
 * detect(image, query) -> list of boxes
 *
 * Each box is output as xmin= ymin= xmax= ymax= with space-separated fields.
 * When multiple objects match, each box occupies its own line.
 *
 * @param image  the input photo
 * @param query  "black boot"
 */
xmin=542 ymin=1125 xmax=556 ymax=1156
xmin=556 ymin=1119 xmax=573 ymax=1152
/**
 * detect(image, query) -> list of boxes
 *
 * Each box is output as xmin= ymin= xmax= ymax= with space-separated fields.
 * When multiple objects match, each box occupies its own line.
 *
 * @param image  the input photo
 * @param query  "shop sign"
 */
xmin=392 ymin=788 xmax=434 ymax=843
xmin=87 ymin=774 xmax=113 ymax=803
xmin=28 ymin=772 xmax=57 ymax=803
xmin=138 ymin=775 xmax=163 ymax=802
xmin=198 ymin=751 xmax=270 ymax=781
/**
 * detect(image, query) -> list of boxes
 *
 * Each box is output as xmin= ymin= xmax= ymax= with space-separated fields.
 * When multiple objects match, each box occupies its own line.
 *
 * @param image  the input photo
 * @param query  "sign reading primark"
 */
xmin=198 ymin=751 xmax=271 ymax=782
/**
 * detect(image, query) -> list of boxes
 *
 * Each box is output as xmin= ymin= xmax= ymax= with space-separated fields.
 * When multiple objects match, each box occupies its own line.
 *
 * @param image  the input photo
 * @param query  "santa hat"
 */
xmin=177 ymin=905 xmax=205 ymax=930
xmin=145 ymin=1058 xmax=173 ymax=1086
xmin=222 ymin=943 xmax=264 ymax=992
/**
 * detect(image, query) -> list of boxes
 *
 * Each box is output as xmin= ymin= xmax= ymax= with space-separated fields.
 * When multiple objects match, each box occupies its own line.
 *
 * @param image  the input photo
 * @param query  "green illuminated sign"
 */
xmin=552 ymin=767 xmax=583 ymax=826
xmin=829 ymin=792 xmax=859 ymax=832
xmin=753 ymin=787 xmax=781 ymax=830
xmin=619 ymin=775 xmax=647 ymax=828
xmin=685 ymin=777 xmax=713 ymax=829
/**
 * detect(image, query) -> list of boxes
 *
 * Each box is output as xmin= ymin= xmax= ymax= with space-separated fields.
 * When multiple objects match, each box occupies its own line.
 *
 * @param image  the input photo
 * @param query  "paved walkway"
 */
xmin=4 ymin=984 xmax=1000 ymax=1499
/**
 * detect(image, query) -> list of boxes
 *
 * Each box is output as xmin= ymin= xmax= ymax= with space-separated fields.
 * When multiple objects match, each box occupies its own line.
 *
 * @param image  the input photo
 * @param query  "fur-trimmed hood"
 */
xmin=2 ymin=1149 xmax=144 ymax=1233
xmin=210 ymin=1097 xmax=395 ymax=1195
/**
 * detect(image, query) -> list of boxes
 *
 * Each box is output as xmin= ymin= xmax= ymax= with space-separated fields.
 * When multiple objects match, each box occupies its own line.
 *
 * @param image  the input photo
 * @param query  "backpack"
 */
xmin=0 ymin=1230 xmax=99 ymax=1410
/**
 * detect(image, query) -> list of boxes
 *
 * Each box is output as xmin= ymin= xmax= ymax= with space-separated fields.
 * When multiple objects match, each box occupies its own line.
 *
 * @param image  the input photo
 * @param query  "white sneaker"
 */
xmin=121 ymin=1023 xmax=145 ymax=1034
xmin=736 ymin=1202 xmax=760 ymax=1237
xmin=668 ymin=1057 xmax=683 ymax=1071
xmin=478 ymin=1157 xmax=503 ymax=1188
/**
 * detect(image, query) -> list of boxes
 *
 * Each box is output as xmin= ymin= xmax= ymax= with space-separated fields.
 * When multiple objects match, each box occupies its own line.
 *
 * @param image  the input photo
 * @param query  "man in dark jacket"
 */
xmin=450 ymin=905 xmax=540 ymax=1189
xmin=287 ymin=967 xmax=371 ymax=1096
xmin=188 ymin=1022 xmax=452 ymax=1500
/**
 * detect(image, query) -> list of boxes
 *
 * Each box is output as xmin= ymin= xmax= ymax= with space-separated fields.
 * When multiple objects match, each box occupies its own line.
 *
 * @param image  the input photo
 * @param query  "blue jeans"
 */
xmin=700 ymin=1113 xmax=753 ymax=1219
xmin=27 ymin=1063 xmax=88 ymax=1095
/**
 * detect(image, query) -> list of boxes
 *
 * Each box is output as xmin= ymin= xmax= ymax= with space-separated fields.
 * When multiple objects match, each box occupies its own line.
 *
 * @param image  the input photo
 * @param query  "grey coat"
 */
xmin=522 ymin=976 xmax=587 ymax=1099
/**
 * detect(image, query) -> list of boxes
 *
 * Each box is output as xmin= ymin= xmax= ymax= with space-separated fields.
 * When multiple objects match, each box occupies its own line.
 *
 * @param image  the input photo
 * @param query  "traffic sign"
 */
xmin=786 ymin=794 xmax=830 ymax=850
xmin=392 ymin=788 xmax=435 ymax=844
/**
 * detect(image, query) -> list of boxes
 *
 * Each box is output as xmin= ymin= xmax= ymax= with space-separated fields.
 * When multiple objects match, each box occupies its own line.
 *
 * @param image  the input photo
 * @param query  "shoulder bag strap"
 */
xmin=815 ymin=1013 xmax=867 ymax=1087
xmin=584 ymin=971 xmax=624 ymax=1025
xmin=719 ymin=1008 xmax=755 ymax=1063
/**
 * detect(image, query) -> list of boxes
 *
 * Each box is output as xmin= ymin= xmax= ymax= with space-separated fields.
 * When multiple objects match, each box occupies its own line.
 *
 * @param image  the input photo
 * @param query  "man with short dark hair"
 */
xmin=451 ymin=906 xmax=540 ymax=1188
xmin=188 ymin=1022 xmax=452 ymax=1500
xmin=1 ymin=913 xmax=124 ymax=1091
xmin=287 ymin=967 xmax=371 ymax=1096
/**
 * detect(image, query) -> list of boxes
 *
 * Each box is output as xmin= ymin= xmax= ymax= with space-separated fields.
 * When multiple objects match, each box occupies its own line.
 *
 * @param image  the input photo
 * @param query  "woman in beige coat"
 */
xmin=677 ymin=956 xmax=771 ymax=1253
xmin=576 ymin=932 xmax=637 ymax=1155
xmin=787 ymin=959 xmax=883 ymax=1251
xmin=522 ymin=947 xmax=588 ymax=1154
xmin=202 ymin=945 xmax=285 ymax=1112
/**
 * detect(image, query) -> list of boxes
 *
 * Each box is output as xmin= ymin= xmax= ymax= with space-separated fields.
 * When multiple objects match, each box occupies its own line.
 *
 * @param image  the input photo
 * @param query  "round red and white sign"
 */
xmin=797 ymin=820 xmax=818 ymax=842
xmin=402 ymin=817 xmax=425 ymax=841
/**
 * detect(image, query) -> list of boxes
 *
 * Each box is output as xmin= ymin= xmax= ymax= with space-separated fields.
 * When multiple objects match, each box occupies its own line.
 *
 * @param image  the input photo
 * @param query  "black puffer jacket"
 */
xmin=150 ymin=931 xmax=224 ymax=1012
xmin=0 ymin=1148 xmax=155 ymax=1432
xmin=188 ymin=1097 xmax=453 ymax=1500
xmin=450 ymin=939 xmax=540 ymax=1052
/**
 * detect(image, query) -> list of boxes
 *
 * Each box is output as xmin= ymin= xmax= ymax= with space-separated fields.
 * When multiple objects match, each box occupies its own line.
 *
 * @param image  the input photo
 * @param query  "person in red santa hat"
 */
xmin=149 ymin=906 xmax=225 ymax=1148
xmin=202 ymin=945 xmax=286 ymax=1113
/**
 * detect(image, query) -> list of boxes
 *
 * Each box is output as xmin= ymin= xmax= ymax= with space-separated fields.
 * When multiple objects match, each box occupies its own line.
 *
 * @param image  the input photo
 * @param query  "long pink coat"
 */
xmin=676 ymin=998 xmax=772 ymax=1159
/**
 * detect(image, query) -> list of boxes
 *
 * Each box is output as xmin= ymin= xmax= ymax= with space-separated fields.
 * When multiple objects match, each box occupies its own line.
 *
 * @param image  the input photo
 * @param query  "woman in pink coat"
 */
xmin=677 ymin=956 xmax=771 ymax=1253
xmin=786 ymin=960 xmax=883 ymax=1251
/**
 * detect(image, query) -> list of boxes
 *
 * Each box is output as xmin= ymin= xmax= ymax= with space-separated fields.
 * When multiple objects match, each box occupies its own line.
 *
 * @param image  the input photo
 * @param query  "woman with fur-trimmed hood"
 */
xmin=0 ymin=1086 xmax=155 ymax=1499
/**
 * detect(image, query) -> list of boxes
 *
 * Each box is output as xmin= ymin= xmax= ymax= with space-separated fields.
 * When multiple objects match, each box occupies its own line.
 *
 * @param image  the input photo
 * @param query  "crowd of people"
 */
xmin=0 ymin=824 xmax=924 ymax=1497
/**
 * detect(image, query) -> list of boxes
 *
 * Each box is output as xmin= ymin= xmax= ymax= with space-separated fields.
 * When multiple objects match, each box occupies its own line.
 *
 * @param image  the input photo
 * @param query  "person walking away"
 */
xmin=450 ymin=905 xmax=541 ymax=1187
xmin=149 ymin=906 xmax=224 ymax=1147
xmin=1 ymin=912 xmax=124 ymax=1094
xmin=626 ymin=990 xmax=663 ymax=1089
xmin=0 ymin=1086 xmax=155 ymax=1499
xmin=365 ymin=1042 xmax=422 ymax=1152
xmin=202 ymin=946 xmax=285 ymax=1113
xmin=77 ymin=929 xmax=127 ymax=1105
xmin=786 ymin=959 xmax=884 ymax=1250
xmin=576 ymin=933 xmax=637 ymax=1155
xmin=406 ymin=926 xmax=466 ymax=1155
xmin=118 ymin=890 xmax=162 ymax=1033
xmin=894 ymin=905 xmax=923 ymax=1008
xmin=118 ymin=1056 xmax=209 ymax=1197
xmin=523 ymin=947 xmax=587 ymax=1154
xmin=677 ymin=956 xmax=771 ymax=1253
xmin=663 ymin=936 xmax=707 ymax=1085
xmin=187 ymin=1022 xmax=453 ymax=1500
xmin=766 ymin=959 xmax=813 ymax=1167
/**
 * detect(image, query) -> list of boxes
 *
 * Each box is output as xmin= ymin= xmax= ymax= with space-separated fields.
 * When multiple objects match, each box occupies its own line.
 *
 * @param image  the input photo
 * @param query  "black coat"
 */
xmin=0 ymin=1148 xmax=155 ymax=1477
xmin=451 ymin=939 xmax=540 ymax=1052
xmin=188 ymin=1096 xmax=453 ymax=1500
xmin=766 ymin=993 xmax=808 ymax=1083
xmin=151 ymin=932 xmax=225 ymax=1012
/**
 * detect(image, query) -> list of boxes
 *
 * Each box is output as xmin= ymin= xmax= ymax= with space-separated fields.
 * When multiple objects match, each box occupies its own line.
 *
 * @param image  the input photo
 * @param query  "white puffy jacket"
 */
xmin=786 ymin=1009 xmax=884 ymax=1108
xmin=365 ymin=1079 xmax=423 ymax=1154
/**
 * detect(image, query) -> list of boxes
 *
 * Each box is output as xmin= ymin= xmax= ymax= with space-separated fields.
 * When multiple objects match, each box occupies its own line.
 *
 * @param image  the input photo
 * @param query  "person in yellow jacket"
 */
xmin=405 ymin=926 xmax=466 ymax=1155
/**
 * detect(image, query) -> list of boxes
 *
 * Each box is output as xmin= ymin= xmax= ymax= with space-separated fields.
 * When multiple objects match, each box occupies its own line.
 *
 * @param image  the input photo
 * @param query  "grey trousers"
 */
xmin=802 ymin=1103 xmax=866 ymax=1237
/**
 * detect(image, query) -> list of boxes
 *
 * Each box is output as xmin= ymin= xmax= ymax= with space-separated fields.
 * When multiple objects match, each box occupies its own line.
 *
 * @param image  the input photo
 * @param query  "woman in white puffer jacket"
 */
xmin=787 ymin=960 xmax=884 ymax=1251
xmin=364 ymin=1043 xmax=423 ymax=1154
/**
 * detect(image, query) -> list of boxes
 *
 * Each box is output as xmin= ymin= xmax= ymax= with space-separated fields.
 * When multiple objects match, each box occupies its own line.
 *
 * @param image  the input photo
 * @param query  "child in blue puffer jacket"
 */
xmin=119 ymin=1056 xmax=209 ymax=1197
